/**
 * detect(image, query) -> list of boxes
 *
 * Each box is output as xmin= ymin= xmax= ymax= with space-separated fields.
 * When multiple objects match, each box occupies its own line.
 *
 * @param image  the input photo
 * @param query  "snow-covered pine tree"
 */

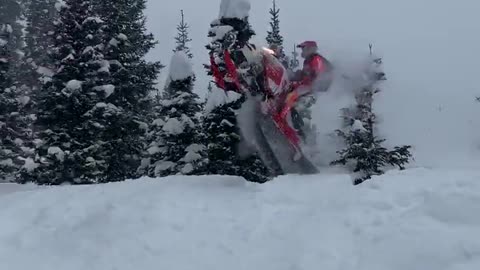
xmin=205 ymin=1 xmax=257 ymax=96
xmin=0 ymin=0 xmax=23 ymax=92
xmin=19 ymin=0 xmax=129 ymax=184
xmin=17 ymin=0 xmax=58 ymax=178
xmin=23 ymin=0 xmax=57 ymax=88
xmin=145 ymin=52 xmax=205 ymax=177
xmin=173 ymin=10 xmax=193 ymax=58
xmin=92 ymin=0 xmax=163 ymax=180
xmin=0 ymin=0 xmax=34 ymax=181
xmin=266 ymin=0 xmax=282 ymax=48
xmin=265 ymin=0 xmax=288 ymax=68
xmin=202 ymin=0 xmax=271 ymax=183
xmin=331 ymin=45 xmax=412 ymax=185
xmin=202 ymin=89 xmax=270 ymax=183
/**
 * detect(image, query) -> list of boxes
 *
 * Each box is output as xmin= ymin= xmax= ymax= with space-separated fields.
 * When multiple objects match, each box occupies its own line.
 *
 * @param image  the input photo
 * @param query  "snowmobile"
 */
xmin=209 ymin=41 xmax=319 ymax=176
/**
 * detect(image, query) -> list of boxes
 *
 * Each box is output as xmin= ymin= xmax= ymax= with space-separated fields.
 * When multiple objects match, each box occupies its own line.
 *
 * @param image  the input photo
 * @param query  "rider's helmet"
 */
xmin=297 ymin=41 xmax=318 ymax=58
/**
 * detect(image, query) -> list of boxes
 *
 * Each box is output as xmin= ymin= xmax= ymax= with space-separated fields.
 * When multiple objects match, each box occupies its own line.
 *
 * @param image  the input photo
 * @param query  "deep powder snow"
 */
xmin=1 ymin=168 xmax=480 ymax=270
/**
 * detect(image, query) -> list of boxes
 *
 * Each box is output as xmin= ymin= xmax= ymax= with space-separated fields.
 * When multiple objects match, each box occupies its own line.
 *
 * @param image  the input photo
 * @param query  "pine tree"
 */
xmin=173 ymin=10 xmax=192 ymax=58
xmin=19 ymin=0 xmax=126 ymax=184
xmin=23 ymin=0 xmax=57 ymax=88
xmin=1 ymin=0 xmax=23 ymax=91
xmin=265 ymin=0 xmax=289 ymax=69
xmin=203 ymin=3 xmax=271 ymax=182
xmin=145 ymin=52 xmax=205 ymax=177
xmin=0 ymin=0 xmax=34 ymax=181
xmin=205 ymin=11 xmax=256 ymax=94
xmin=331 ymin=45 xmax=412 ymax=185
xmin=289 ymin=43 xmax=300 ymax=71
xmin=202 ymin=91 xmax=270 ymax=183
xmin=266 ymin=0 xmax=283 ymax=48
xmin=92 ymin=0 xmax=163 ymax=180
xmin=18 ymin=0 xmax=58 ymax=179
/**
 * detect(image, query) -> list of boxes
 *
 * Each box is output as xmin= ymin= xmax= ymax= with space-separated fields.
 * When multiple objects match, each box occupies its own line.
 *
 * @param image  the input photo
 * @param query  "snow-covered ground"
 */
xmin=1 ymin=168 xmax=480 ymax=270
xmin=146 ymin=0 xmax=480 ymax=168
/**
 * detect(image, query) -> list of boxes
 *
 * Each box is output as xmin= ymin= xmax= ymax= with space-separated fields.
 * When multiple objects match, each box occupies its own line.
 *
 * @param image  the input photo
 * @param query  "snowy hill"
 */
xmin=1 ymin=168 xmax=480 ymax=270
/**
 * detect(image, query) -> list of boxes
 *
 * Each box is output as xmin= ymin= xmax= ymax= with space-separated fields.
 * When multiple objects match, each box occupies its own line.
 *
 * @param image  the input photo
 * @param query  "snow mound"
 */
xmin=1 ymin=168 xmax=480 ymax=270
xmin=168 ymin=51 xmax=194 ymax=81
xmin=219 ymin=0 xmax=250 ymax=19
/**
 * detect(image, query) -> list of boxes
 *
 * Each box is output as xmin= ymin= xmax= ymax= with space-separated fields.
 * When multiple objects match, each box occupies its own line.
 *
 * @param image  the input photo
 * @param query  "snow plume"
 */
xmin=310 ymin=52 xmax=375 ymax=166
xmin=236 ymin=94 xmax=261 ymax=158
xmin=219 ymin=0 xmax=251 ymax=19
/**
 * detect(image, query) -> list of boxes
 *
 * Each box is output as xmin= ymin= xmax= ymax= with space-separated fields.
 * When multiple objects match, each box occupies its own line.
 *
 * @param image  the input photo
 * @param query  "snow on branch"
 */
xmin=219 ymin=0 xmax=251 ymax=19
xmin=168 ymin=51 xmax=194 ymax=81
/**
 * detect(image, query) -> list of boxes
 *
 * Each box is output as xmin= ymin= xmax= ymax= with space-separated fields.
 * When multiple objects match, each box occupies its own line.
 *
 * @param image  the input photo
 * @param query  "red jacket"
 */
xmin=292 ymin=54 xmax=332 ymax=94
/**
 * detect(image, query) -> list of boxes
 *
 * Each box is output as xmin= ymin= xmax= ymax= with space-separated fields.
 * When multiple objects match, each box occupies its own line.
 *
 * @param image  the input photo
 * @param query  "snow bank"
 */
xmin=1 ymin=168 xmax=480 ymax=270
xmin=219 ymin=0 xmax=251 ymax=19
xmin=168 ymin=51 xmax=194 ymax=81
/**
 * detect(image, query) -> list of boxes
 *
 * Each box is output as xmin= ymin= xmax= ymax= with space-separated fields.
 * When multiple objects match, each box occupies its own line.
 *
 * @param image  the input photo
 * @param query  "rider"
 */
xmin=287 ymin=41 xmax=333 ymax=137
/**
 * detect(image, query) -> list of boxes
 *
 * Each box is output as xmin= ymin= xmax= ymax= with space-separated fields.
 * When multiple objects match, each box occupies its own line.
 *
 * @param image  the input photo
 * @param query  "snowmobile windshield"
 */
xmin=260 ymin=47 xmax=290 ymax=97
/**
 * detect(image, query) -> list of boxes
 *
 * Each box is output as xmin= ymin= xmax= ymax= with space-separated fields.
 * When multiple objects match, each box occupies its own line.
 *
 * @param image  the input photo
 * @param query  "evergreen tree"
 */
xmin=18 ymin=0 xmax=58 ymax=179
xmin=94 ymin=0 xmax=162 ymax=114
xmin=1 ymin=0 xmax=23 ymax=91
xmin=265 ymin=0 xmax=288 ymax=69
xmin=202 ymin=91 xmax=270 ymax=183
xmin=289 ymin=43 xmax=300 ymax=71
xmin=145 ymin=52 xmax=205 ymax=177
xmin=173 ymin=10 xmax=192 ymax=58
xmin=20 ymin=0 xmax=129 ymax=184
xmin=203 ymin=4 xmax=271 ymax=182
xmin=331 ymin=45 xmax=412 ymax=185
xmin=0 ymin=0 xmax=33 ymax=181
xmin=205 ymin=11 xmax=256 ymax=95
xmin=23 ymin=0 xmax=57 ymax=88
xmin=266 ymin=0 xmax=283 ymax=48
xmin=204 ymin=2 xmax=271 ymax=182
xmin=92 ymin=0 xmax=163 ymax=180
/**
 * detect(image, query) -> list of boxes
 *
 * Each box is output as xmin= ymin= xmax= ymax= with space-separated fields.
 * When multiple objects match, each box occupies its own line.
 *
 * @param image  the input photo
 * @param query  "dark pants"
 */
xmin=291 ymin=73 xmax=333 ymax=139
